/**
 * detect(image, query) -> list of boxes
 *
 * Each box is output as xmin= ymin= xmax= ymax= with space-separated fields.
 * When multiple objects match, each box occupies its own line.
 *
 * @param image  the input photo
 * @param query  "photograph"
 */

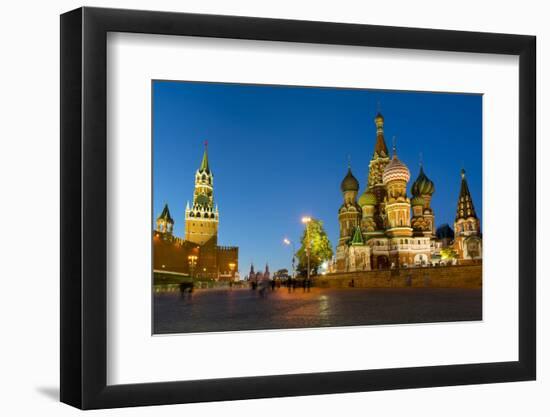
xmin=152 ymin=80 xmax=483 ymax=334
xmin=0 ymin=0 xmax=541 ymax=413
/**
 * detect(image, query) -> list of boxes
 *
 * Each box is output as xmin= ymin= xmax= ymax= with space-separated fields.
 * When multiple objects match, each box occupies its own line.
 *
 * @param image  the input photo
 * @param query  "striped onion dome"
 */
xmin=410 ymin=195 xmax=425 ymax=206
xmin=382 ymin=154 xmax=410 ymax=185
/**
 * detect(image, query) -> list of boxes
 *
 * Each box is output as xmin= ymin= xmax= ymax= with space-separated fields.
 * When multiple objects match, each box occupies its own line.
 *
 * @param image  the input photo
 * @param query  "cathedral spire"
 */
xmin=350 ymin=225 xmax=364 ymax=246
xmin=455 ymin=169 xmax=478 ymax=221
xmin=373 ymin=111 xmax=388 ymax=157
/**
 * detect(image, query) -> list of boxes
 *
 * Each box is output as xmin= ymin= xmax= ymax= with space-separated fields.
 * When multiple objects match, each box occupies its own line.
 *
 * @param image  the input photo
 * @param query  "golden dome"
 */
xmin=340 ymin=167 xmax=359 ymax=192
xmin=358 ymin=190 xmax=377 ymax=207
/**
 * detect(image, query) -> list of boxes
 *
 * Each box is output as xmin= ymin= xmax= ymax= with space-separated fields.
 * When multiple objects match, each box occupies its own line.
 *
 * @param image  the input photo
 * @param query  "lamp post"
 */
xmin=301 ymin=216 xmax=312 ymax=283
xmin=228 ymin=262 xmax=236 ymax=281
xmin=283 ymin=238 xmax=296 ymax=279
xmin=188 ymin=255 xmax=197 ymax=279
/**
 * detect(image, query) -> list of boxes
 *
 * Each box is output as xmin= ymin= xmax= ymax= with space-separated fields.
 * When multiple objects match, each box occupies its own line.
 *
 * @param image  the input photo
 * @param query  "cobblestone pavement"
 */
xmin=153 ymin=287 xmax=482 ymax=334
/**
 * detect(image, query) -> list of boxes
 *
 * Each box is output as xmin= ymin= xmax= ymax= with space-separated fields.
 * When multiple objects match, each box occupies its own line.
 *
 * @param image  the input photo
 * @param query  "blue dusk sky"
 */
xmin=153 ymin=81 xmax=482 ymax=275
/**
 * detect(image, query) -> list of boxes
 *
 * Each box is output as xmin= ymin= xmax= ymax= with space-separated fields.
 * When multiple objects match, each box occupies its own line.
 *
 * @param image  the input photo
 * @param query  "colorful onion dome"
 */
xmin=358 ymin=190 xmax=377 ymax=207
xmin=382 ymin=154 xmax=410 ymax=184
xmin=410 ymin=195 xmax=425 ymax=206
xmin=341 ymin=167 xmax=359 ymax=192
xmin=411 ymin=165 xmax=435 ymax=196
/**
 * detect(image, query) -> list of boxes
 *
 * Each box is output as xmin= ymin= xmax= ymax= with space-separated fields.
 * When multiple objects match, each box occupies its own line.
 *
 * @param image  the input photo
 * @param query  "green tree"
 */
xmin=440 ymin=247 xmax=458 ymax=261
xmin=296 ymin=219 xmax=333 ymax=276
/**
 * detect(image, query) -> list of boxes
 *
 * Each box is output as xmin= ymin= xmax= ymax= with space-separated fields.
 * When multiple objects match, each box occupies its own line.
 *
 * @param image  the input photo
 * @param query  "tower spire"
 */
xmin=158 ymin=203 xmax=173 ymax=223
xmin=185 ymin=142 xmax=218 ymax=245
xmin=156 ymin=203 xmax=174 ymax=235
xmin=199 ymin=140 xmax=210 ymax=172
xmin=373 ymin=111 xmax=388 ymax=157
xmin=456 ymin=168 xmax=477 ymax=220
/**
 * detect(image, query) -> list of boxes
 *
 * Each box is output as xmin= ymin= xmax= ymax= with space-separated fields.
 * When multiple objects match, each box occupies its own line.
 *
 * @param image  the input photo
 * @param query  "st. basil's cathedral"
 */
xmin=335 ymin=112 xmax=482 ymax=272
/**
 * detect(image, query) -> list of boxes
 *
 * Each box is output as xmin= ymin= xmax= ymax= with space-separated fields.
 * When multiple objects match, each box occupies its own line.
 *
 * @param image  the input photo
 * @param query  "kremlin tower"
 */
xmin=156 ymin=203 xmax=174 ymax=236
xmin=184 ymin=143 xmax=219 ymax=245
xmin=153 ymin=143 xmax=238 ymax=281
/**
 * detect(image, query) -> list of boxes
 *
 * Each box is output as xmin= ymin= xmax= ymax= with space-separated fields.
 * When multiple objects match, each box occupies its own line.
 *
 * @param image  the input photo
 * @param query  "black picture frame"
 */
xmin=60 ymin=6 xmax=536 ymax=410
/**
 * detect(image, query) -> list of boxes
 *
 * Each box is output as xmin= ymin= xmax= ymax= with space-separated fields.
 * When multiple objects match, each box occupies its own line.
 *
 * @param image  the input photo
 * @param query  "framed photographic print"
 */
xmin=60 ymin=6 xmax=536 ymax=409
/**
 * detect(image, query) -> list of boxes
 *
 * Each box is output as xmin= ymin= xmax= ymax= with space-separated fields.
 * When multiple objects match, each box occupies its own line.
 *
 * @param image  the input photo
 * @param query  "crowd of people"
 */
xmin=249 ymin=276 xmax=312 ymax=296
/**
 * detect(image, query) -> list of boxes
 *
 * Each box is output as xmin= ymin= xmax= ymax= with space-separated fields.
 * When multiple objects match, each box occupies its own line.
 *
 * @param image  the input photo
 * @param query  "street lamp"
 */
xmin=301 ymin=216 xmax=312 ymax=283
xmin=188 ymin=255 xmax=198 ymax=279
xmin=283 ymin=238 xmax=296 ymax=279
xmin=228 ymin=262 xmax=236 ymax=281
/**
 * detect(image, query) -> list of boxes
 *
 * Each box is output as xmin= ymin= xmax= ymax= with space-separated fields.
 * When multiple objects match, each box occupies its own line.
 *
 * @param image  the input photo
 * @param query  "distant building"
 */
xmin=335 ymin=111 xmax=482 ymax=272
xmin=246 ymin=263 xmax=270 ymax=282
xmin=153 ymin=144 xmax=238 ymax=281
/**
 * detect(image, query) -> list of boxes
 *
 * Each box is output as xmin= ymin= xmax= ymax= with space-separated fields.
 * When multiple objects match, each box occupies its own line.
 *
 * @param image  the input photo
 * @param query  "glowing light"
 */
xmin=283 ymin=238 xmax=291 ymax=245
xmin=301 ymin=216 xmax=312 ymax=224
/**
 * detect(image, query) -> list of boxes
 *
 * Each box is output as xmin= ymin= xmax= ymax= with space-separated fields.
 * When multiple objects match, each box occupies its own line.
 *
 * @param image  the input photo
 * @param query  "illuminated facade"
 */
xmin=335 ymin=112 xmax=481 ymax=272
xmin=184 ymin=145 xmax=219 ymax=245
xmin=153 ymin=145 xmax=238 ymax=281
xmin=453 ymin=169 xmax=482 ymax=261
